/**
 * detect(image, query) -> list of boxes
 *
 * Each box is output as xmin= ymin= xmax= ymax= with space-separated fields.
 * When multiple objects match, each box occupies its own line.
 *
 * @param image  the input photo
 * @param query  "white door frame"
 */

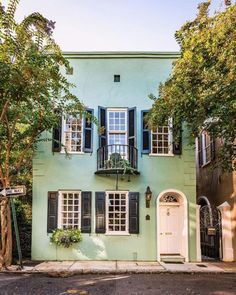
xmin=156 ymin=189 xmax=189 ymax=262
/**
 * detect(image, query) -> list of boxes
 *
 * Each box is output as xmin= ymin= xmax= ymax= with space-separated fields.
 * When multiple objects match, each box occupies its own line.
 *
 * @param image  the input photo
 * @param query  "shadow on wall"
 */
xmin=74 ymin=236 xmax=108 ymax=260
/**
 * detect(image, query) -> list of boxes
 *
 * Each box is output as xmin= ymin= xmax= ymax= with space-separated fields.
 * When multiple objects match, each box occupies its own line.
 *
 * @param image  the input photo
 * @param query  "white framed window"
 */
xmin=58 ymin=191 xmax=81 ymax=229
xmin=107 ymin=108 xmax=127 ymax=158
xmin=200 ymin=131 xmax=213 ymax=166
xmin=106 ymin=191 xmax=129 ymax=235
xmin=62 ymin=114 xmax=83 ymax=153
xmin=151 ymin=120 xmax=173 ymax=155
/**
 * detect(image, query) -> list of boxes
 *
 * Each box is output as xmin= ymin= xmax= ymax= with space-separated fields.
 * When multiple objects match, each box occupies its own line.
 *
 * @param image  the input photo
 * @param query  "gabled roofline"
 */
xmin=62 ymin=51 xmax=180 ymax=59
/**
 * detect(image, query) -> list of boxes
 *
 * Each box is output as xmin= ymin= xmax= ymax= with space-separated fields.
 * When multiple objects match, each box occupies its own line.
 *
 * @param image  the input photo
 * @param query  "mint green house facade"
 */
xmin=32 ymin=52 xmax=197 ymax=262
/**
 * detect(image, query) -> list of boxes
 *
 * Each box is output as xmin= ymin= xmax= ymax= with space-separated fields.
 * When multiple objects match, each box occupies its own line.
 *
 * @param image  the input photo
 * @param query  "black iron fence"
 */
xmin=200 ymin=205 xmax=222 ymax=260
xmin=97 ymin=144 xmax=138 ymax=173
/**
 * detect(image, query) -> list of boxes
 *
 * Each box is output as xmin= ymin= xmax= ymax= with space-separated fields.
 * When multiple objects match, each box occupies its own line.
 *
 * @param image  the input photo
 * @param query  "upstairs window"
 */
xmin=198 ymin=131 xmax=215 ymax=167
xmin=99 ymin=107 xmax=136 ymax=148
xmin=107 ymin=109 xmax=127 ymax=157
xmin=52 ymin=108 xmax=94 ymax=154
xmin=202 ymin=132 xmax=211 ymax=164
xmin=62 ymin=115 xmax=83 ymax=153
xmin=151 ymin=125 xmax=172 ymax=155
xmin=141 ymin=111 xmax=181 ymax=155
xmin=97 ymin=107 xmax=137 ymax=172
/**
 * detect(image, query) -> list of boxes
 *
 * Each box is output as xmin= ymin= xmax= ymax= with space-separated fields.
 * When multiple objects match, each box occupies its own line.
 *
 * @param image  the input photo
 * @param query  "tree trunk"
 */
xmin=0 ymin=198 xmax=12 ymax=269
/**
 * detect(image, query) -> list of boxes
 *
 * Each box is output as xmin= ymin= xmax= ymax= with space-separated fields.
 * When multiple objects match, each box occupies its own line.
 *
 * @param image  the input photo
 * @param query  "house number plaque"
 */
xmin=207 ymin=227 xmax=216 ymax=236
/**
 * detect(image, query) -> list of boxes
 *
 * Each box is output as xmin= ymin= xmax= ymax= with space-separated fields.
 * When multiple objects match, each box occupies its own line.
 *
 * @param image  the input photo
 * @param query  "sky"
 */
xmin=2 ymin=0 xmax=234 ymax=51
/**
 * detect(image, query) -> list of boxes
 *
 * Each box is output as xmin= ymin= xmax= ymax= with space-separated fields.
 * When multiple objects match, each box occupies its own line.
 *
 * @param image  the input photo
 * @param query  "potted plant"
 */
xmin=50 ymin=228 xmax=82 ymax=248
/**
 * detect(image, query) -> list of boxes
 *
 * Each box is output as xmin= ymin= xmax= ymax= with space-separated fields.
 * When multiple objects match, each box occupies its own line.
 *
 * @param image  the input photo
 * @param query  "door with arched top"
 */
xmin=159 ymin=203 xmax=181 ymax=254
xmin=159 ymin=194 xmax=182 ymax=255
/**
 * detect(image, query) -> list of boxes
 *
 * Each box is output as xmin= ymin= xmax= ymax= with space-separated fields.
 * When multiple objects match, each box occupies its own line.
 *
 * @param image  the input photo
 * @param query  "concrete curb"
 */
xmin=2 ymin=261 xmax=236 ymax=276
xmin=1 ymin=268 xmax=236 ymax=276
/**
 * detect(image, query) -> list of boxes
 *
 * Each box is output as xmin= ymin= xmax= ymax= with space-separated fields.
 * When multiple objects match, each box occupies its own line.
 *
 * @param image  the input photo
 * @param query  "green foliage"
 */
xmin=12 ymin=198 xmax=32 ymax=258
xmin=149 ymin=3 xmax=236 ymax=171
xmin=0 ymin=0 xmax=85 ymax=188
xmin=50 ymin=228 xmax=82 ymax=248
xmin=105 ymin=153 xmax=135 ymax=175
xmin=119 ymin=158 xmax=135 ymax=175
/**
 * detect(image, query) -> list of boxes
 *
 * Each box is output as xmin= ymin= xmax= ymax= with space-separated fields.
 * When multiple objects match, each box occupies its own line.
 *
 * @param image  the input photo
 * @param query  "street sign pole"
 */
xmin=0 ymin=186 xmax=26 ymax=270
xmin=10 ymin=198 xmax=23 ymax=269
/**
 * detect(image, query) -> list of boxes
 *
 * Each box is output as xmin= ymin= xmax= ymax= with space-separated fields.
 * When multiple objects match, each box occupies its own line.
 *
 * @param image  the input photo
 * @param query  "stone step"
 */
xmin=160 ymin=255 xmax=185 ymax=263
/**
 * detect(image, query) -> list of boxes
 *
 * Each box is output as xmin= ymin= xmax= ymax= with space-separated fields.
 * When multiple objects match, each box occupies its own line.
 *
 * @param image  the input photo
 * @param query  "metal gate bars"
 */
xmin=200 ymin=205 xmax=222 ymax=260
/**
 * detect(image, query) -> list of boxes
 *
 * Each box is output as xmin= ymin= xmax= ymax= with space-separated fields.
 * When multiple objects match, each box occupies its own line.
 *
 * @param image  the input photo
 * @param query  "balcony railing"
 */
xmin=95 ymin=144 xmax=139 ymax=175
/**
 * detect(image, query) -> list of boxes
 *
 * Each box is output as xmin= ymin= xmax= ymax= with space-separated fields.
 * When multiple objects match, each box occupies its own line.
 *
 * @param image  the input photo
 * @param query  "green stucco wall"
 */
xmin=32 ymin=53 xmax=197 ymax=261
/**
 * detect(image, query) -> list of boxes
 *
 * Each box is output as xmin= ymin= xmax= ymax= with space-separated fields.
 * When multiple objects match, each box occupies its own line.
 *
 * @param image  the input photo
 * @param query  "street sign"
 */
xmin=0 ymin=186 xmax=26 ymax=197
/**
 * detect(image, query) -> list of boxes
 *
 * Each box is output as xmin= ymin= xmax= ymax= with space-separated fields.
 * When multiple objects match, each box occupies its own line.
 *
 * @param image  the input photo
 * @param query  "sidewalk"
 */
xmin=3 ymin=261 xmax=236 ymax=275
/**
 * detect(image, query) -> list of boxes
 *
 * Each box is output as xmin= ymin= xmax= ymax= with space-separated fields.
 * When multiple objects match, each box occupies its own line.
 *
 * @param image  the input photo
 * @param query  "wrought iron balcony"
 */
xmin=95 ymin=144 xmax=139 ymax=175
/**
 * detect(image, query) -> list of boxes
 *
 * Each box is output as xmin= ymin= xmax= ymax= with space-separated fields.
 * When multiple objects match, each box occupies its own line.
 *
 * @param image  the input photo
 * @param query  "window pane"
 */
xmin=107 ymin=192 xmax=127 ymax=233
xmin=152 ymin=124 xmax=171 ymax=154
xmin=64 ymin=115 xmax=83 ymax=153
xmin=60 ymin=192 xmax=80 ymax=229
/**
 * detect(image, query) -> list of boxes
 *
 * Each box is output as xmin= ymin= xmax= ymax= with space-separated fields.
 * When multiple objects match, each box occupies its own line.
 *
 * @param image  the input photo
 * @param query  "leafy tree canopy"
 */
xmin=148 ymin=1 xmax=236 ymax=171
xmin=0 ymin=0 xmax=85 ymax=188
xmin=0 ymin=0 xmax=85 ymax=267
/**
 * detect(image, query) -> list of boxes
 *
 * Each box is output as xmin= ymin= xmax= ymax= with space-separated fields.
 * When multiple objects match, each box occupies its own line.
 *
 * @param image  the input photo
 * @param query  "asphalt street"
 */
xmin=0 ymin=273 xmax=235 ymax=295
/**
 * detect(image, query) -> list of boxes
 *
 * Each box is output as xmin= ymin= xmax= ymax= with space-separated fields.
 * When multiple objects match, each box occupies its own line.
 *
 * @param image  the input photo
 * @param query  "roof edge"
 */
xmin=62 ymin=51 xmax=180 ymax=59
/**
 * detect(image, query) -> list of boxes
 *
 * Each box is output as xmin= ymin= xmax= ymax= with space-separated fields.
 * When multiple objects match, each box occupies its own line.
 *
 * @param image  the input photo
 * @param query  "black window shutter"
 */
xmin=47 ymin=191 xmax=58 ymax=233
xmin=128 ymin=107 xmax=136 ymax=147
xmin=198 ymin=135 xmax=203 ymax=166
xmin=98 ymin=106 xmax=107 ymax=147
xmin=81 ymin=191 xmax=92 ymax=233
xmin=172 ymin=121 xmax=182 ymax=155
xmin=95 ymin=192 xmax=106 ymax=233
xmin=52 ymin=110 xmax=62 ymax=152
xmin=129 ymin=192 xmax=139 ymax=234
xmin=141 ymin=110 xmax=150 ymax=154
xmin=84 ymin=108 xmax=94 ymax=153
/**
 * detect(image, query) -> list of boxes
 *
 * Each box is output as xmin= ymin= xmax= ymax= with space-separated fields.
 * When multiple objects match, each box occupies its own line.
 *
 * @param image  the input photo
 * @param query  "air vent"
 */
xmin=114 ymin=75 xmax=120 ymax=82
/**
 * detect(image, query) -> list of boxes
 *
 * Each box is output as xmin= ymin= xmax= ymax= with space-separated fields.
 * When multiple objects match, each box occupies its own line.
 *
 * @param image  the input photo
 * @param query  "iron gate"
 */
xmin=200 ymin=205 xmax=222 ymax=259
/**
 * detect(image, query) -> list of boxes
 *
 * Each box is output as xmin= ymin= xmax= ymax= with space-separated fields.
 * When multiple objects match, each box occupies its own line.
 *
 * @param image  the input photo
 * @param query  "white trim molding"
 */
xmin=58 ymin=190 xmax=82 ymax=229
xmin=156 ymin=189 xmax=189 ymax=262
xmin=218 ymin=201 xmax=234 ymax=262
xmin=196 ymin=204 xmax=202 ymax=262
xmin=105 ymin=191 xmax=129 ymax=235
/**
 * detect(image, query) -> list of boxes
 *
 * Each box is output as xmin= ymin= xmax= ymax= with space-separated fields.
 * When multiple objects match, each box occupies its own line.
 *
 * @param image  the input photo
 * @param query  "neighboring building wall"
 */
xmin=197 ymin=136 xmax=236 ymax=261
xmin=32 ymin=52 xmax=197 ymax=261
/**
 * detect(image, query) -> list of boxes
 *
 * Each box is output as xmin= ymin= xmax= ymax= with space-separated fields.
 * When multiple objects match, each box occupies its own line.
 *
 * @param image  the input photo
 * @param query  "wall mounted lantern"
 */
xmin=145 ymin=186 xmax=152 ymax=208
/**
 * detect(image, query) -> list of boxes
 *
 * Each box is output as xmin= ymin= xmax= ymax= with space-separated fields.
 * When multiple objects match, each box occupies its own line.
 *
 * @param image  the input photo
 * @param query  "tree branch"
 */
xmin=0 ymin=99 xmax=10 ymax=123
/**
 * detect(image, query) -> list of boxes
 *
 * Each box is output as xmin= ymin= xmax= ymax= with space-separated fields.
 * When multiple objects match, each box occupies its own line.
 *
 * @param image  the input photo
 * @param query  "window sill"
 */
xmin=149 ymin=153 xmax=174 ymax=157
xmin=105 ymin=233 xmax=130 ymax=236
xmin=201 ymin=160 xmax=211 ymax=168
xmin=60 ymin=151 xmax=85 ymax=155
